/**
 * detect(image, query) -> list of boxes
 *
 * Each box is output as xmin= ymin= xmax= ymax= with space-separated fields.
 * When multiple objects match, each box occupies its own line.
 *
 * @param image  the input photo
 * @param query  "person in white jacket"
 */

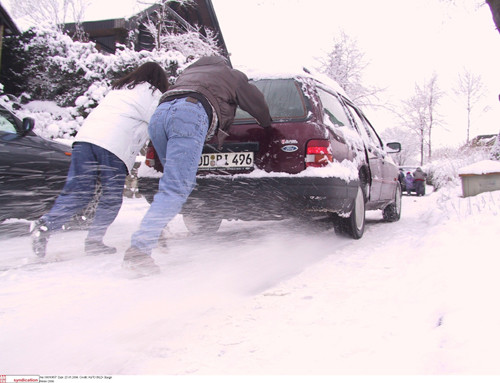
xmin=31 ymin=62 xmax=168 ymax=257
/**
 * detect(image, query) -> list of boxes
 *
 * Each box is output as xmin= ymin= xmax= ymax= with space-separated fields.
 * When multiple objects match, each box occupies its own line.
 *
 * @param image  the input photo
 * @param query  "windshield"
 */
xmin=0 ymin=111 xmax=18 ymax=134
xmin=234 ymin=78 xmax=307 ymax=122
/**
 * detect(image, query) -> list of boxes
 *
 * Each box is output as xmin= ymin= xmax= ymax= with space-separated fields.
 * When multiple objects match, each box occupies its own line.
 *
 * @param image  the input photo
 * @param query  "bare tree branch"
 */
xmin=12 ymin=0 xmax=90 ymax=29
xmin=453 ymin=68 xmax=487 ymax=143
xmin=400 ymin=74 xmax=444 ymax=165
xmin=317 ymin=30 xmax=383 ymax=108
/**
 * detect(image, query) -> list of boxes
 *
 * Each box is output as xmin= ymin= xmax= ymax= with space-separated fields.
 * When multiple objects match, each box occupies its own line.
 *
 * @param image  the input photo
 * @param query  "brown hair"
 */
xmin=112 ymin=62 xmax=169 ymax=93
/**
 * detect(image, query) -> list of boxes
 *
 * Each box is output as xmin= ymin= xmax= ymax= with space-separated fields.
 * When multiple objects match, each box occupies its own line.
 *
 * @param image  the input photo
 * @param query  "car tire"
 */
xmin=334 ymin=185 xmax=365 ymax=239
xmin=183 ymin=212 xmax=222 ymax=235
xmin=383 ymin=182 xmax=402 ymax=222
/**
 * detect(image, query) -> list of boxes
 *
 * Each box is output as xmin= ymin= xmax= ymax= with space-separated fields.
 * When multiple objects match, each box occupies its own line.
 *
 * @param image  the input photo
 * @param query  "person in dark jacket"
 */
xmin=123 ymin=56 xmax=272 ymax=275
xmin=398 ymin=168 xmax=405 ymax=191
xmin=413 ymin=167 xmax=427 ymax=196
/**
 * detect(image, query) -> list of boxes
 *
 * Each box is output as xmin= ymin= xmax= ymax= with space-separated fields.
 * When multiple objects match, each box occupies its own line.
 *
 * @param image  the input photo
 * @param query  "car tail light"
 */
xmin=305 ymin=139 xmax=333 ymax=167
xmin=145 ymin=145 xmax=156 ymax=168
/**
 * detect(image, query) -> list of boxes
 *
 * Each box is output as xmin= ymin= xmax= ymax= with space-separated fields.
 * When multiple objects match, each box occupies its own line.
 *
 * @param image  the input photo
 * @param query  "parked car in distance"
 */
xmin=0 ymin=105 xmax=97 ymax=225
xmin=138 ymin=69 xmax=402 ymax=239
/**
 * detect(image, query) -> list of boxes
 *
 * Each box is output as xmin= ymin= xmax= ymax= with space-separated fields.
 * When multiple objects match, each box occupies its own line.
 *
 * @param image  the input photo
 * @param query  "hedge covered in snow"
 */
xmin=0 ymin=26 xmax=217 ymax=142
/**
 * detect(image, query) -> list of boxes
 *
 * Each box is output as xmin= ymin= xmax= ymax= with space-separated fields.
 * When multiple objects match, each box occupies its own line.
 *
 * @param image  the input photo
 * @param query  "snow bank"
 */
xmin=459 ymin=159 xmax=500 ymax=175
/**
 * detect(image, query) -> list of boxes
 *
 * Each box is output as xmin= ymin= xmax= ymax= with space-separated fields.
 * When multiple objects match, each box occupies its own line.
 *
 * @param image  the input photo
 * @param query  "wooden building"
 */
xmin=64 ymin=0 xmax=230 ymax=63
xmin=0 ymin=2 xmax=20 ymax=73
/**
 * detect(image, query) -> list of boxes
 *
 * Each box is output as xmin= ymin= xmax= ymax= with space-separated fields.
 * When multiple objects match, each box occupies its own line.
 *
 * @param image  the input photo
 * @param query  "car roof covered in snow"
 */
xmin=241 ymin=65 xmax=349 ymax=98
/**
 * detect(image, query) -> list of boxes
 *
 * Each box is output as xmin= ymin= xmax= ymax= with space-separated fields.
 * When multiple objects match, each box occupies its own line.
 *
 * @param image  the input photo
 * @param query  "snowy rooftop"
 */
xmin=458 ymin=159 xmax=500 ymax=176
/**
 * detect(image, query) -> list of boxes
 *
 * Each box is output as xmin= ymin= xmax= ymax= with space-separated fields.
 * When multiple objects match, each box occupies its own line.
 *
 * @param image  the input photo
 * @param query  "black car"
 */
xmin=138 ymin=72 xmax=402 ymax=239
xmin=0 ymin=106 xmax=96 ymax=224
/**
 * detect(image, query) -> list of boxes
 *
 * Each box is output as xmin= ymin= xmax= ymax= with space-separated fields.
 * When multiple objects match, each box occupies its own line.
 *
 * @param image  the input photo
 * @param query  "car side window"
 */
xmin=317 ymin=88 xmax=351 ymax=129
xmin=344 ymin=102 xmax=383 ymax=150
xmin=361 ymin=114 xmax=384 ymax=149
xmin=0 ymin=114 xmax=17 ymax=134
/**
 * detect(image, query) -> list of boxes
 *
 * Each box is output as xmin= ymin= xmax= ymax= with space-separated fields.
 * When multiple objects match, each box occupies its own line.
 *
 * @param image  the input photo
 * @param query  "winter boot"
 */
xmin=31 ymin=219 xmax=50 ymax=257
xmin=122 ymin=246 xmax=161 ymax=276
xmin=85 ymin=239 xmax=117 ymax=256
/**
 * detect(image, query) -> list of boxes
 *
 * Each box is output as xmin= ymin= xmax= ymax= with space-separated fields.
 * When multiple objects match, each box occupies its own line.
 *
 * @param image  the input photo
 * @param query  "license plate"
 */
xmin=198 ymin=151 xmax=254 ymax=170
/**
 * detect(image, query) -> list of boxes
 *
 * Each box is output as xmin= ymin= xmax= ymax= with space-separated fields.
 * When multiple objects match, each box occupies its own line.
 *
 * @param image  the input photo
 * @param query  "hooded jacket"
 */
xmin=413 ymin=168 xmax=427 ymax=181
xmin=160 ymin=56 xmax=272 ymax=145
xmin=75 ymin=82 xmax=161 ymax=173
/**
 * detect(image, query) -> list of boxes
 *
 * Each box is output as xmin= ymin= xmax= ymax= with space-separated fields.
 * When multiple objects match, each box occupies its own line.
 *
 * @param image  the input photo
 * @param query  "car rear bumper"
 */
xmin=139 ymin=175 xmax=360 ymax=221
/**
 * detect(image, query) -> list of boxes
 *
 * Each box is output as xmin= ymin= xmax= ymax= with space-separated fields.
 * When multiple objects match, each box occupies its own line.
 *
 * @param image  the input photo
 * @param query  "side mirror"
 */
xmin=386 ymin=142 xmax=401 ymax=153
xmin=21 ymin=117 xmax=35 ymax=136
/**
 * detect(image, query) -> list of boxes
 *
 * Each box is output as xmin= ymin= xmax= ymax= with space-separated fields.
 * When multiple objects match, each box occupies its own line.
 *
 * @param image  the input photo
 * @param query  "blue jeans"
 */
xmin=42 ymin=142 xmax=127 ymax=241
xmin=131 ymin=98 xmax=209 ymax=255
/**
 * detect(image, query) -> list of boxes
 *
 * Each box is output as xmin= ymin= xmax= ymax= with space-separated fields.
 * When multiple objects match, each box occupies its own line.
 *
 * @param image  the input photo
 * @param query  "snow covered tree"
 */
xmin=453 ymin=68 xmax=487 ymax=144
xmin=380 ymin=126 xmax=420 ymax=165
xmin=423 ymin=73 xmax=443 ymax=161
xmin=0 ymin=0 xmax=223 ymax=140
xmin=11 ymin=0 xmax=90 ymax=30
xmin=318 ymin=30 xmax=381 ymax=107
xmin=138 ymin=0 xmax=221 ymax=57
xmin=0 ymin=26 xmax=200 ymax=139
xmin=401 ymin=90 xmax=429 ymax=167
xmin=1 ymin=27 xmax=106 ymax=107
xmin=399 ymin=74 xmax=444 ymax=166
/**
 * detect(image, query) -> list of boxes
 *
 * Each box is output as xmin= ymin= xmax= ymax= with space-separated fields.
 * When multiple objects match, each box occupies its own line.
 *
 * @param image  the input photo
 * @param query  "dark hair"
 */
xmin=112 ymin=62 xmax=169 ymax=93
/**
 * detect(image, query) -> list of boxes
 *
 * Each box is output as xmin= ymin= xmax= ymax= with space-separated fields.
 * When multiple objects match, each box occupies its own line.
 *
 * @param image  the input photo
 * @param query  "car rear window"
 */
xmin=234 ymin=79 xmax=307 ymax=122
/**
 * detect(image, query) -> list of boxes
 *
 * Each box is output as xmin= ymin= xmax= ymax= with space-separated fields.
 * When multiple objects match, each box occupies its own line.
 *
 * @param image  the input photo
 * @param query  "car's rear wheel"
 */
xmin=333 ymin=185 xmax=366 ymax=239
xmin=183 ymin=212 xmax=222 ymax=235
xmin=383 ymin=182 xmax=402 ymax=222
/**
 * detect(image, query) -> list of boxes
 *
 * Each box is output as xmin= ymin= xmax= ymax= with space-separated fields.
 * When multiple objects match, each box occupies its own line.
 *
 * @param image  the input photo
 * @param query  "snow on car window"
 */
xmin=316 ymin=87 xmax=363 ymax=149
xmin=235 ymin=79 xmax=307 ymax=121
xmin=316 ymin=88 xmax=350 ymax=128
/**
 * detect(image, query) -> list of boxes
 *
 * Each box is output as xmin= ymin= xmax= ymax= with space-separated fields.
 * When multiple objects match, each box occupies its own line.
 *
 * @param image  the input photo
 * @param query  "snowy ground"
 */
xmin=1 ymin=184 xmax=499 ymax=375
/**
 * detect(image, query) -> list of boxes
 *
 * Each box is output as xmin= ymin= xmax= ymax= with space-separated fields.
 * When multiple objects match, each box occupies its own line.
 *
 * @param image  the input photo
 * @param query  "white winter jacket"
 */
xmin=75 ymin=82 xmax=161 ymax=173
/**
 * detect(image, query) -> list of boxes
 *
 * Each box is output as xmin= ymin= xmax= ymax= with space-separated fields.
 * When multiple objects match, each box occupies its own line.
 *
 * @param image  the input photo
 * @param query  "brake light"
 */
xmin=306 ymin=139 xmax=333 ymax=167
xmin=145 ymin=145 xmax=156 ymax=168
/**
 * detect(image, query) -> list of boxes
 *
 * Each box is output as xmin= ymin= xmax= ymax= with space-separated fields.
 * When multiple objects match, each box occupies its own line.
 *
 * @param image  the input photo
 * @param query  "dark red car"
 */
xmin=138 ymin=71 xmax=402 ymax=239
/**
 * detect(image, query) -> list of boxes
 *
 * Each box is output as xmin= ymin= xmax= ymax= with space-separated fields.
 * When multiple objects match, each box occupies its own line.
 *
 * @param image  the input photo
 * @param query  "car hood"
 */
xmin=34 ymin=134 xmax=72 ymax=153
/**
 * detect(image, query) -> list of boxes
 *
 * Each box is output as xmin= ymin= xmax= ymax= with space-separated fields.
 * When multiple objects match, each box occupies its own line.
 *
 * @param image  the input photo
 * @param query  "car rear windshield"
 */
xmin=234 ymin=78 xmax=307 ymax=122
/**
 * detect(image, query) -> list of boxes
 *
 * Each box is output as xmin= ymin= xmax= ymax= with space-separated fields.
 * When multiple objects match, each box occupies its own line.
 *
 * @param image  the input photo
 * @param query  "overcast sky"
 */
xmin=85 ymin=0 xmax=500 ymax=146
xmin=5 ymin=0 xmax=500 ymax=147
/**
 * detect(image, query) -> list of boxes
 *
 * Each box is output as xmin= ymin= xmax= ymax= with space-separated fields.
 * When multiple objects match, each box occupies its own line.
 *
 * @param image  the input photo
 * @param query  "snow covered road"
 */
xmin=1 ymin=186 xmax=499 ymax=375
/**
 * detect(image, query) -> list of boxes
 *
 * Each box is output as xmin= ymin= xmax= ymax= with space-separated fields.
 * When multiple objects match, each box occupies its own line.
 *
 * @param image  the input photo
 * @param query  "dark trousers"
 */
xmin=414 ymin=180 xmax=425 ymax=196
xmin=42 ymin=142 xmax=127 ymax=241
